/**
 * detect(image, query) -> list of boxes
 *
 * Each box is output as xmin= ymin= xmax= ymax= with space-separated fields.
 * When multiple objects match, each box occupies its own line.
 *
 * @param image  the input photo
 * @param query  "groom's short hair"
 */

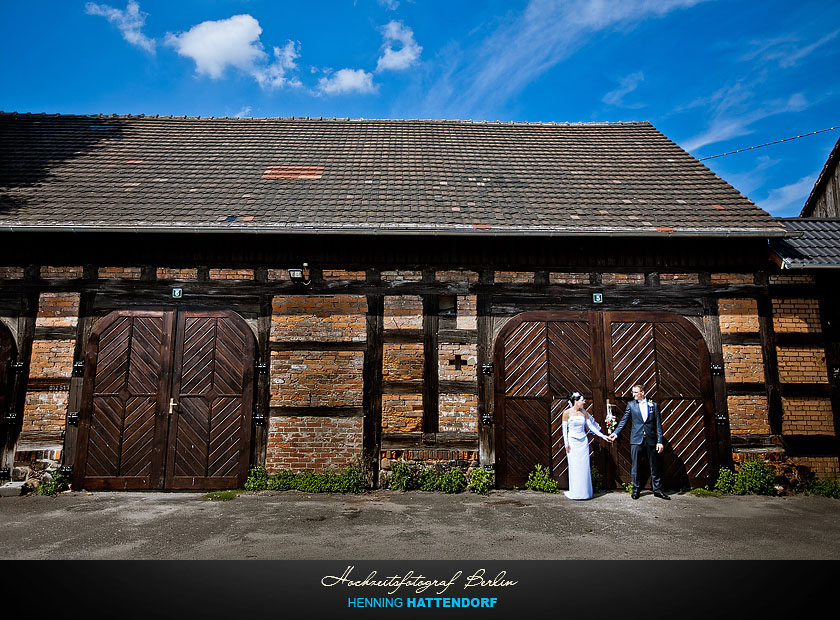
xmin=632 ymin=384 xmax=646 ymax=392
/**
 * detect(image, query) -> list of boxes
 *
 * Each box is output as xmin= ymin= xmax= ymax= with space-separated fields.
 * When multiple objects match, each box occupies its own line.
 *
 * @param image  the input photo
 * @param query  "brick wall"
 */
xmin=772 ymin=298 xmax=822 ymax=333
xmin=266 ymin=416 xmax=363 ymax=472
xmin=271 ymin=295 xmax=367 ymax=341
xmin=722 ymin=344 xmax=764 ymax=382
xmin=494 ymin=271 xmax=534 ymax=283
xmin=789 ymin=456 xmax=840 ymax=479
xmin=267 ymin=293 xmax=368 ymax=471
xmin=383 ymin=343 xmax=423 ymax=380
xmin=382 ymin=393 xmax=423 ymax=432
xmin=768 ymin=274 xmax=816 ymax=285
xmin=322 ymin=269 xmax=366 ymax=281
xmin=22 ymin=390 xmax=69 ymax=435
xmin=98 ymin=266 xmax=142 ymax=279
xmin=269 ymin=350 xmax=364 ymax=407
xmin=711 ymin=273 xmax=753 ymax=285
xmin=0 ymin=266 xmax=25 ymax=278
xmin=456 ymin=295 xmax=477 ymax=330
xmin=549 ymin=272 xmax=589 ymax=285
xmin=438 ymin=343 xmax=477 ymax=381
xmin=40 ymin=265 xmax=82 ymax=278
xmin=439 ymin=393 xmax=478 ymax=433
xmin=436 ymin=270 xmax=478 ymax=283
xmin=718 ymin=298 xmax=759 ymax=333
xmin=384 ymin=295 xmax=423 ymax=330
xmin=602 ymin=273 xmax=644 ymax=285
xmin=727 ymin=394 xmax=770 ymax=435
xmin=781 ymin=397 xmax=835 ymax=435
xmin=776 ymin=347 xmax=828 ymax=383
xmin=157 ymin=267 xmax=198 ymax=279
xmin=660 ymin=273 xmax=700 ymax=285
xmin=209 ymin=268 xmax=254 ymax=280
xmin=382 ymin=270 xmax=422 ymax=282
xmin=36 ymin=292 xmax=80 ymax=328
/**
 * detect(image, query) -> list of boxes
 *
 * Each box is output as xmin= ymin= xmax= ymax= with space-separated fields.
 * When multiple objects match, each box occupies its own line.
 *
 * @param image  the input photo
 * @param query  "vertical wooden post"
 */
xmin=363 ymin=275 xmax=383 ymax=486
xmin=422 ymin=294 xmax=439 ymax=438
xmin=477 ymin=269 xmax=494 ymax=471
xmin=252 ymin=289 xmax=272 ymax=469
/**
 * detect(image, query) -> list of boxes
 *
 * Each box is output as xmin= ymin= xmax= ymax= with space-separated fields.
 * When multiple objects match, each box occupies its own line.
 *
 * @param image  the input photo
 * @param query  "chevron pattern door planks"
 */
xmin=495 ymin=311 xmax=715 ymax=489
xmin=495 ymin=313 xmax=605 ymax=488
xmin=167 ymin=310 xmax=254 ymax=489
xmin=74 ymin=309 xmax=254 ymax=490
xmin=603 ymin=312 xmax=716 ymax=490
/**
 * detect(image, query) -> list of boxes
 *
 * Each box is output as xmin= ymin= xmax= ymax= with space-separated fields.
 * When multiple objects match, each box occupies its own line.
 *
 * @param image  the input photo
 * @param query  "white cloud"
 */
xmin=377 ymin=0 xmax=400 ymax=9
xmin=742 ymin=28 xmax=840 ymax=68
xmin=85 ymin=0 xmax=155 ymax=53
xmin=165 ymin=14 xmax=301 ymax=89
xmin=318 ymin=68 xmax=377 ymax=95
xmin=376 ymin=20 xmax=422 ymax=72
xmin=420 ymin=0 xmax=709 ymax=117
xmin=602 ymin=71 xmax=645 ymax=108
xmin=682 ymin=89 xmax=809 ymax=153
xmin=233 ymin=106 xmax=252 ymax=118
xmin=758 ymin=174 xmax=817 ymax=216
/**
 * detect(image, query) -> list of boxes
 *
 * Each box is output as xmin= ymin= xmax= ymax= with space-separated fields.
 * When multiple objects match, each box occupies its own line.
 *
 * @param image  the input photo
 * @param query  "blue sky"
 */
xmin=2 ymin=0 xmax=839 ymax=217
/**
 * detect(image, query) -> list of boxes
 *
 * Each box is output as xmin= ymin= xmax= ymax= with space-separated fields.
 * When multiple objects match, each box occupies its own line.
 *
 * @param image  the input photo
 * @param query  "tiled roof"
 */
xmin=770 ymin=218 xmax=840 ymax=269
xmin=0 ymin=112 xmax=787 ymax=237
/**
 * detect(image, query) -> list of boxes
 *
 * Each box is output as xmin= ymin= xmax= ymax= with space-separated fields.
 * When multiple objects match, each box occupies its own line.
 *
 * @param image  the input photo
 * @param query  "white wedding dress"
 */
xmin=562 ymin=414 xmax=609 ymax=500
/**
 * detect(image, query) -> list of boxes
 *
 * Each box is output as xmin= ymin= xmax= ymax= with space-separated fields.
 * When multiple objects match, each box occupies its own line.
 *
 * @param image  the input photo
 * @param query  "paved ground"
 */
xmin=1 ymin=487 xmax=838 ymax=560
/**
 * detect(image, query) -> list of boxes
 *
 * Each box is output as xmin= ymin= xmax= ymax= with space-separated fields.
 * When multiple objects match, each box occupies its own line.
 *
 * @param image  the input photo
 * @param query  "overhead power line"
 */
xmin=697 ymin=125 xmax=840 ymax=161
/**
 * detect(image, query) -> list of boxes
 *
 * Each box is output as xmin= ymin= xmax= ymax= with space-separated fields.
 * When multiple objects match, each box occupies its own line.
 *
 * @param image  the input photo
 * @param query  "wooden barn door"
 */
xmin=494 ymin=312 xmax=606 ymax=489
xmin=74 ymin=309 xmax=254 ymax=490
xmin=603 ymin=313 xmax=716 ymax=490
xmin=495 ymin=311 xmax=716 ymax=489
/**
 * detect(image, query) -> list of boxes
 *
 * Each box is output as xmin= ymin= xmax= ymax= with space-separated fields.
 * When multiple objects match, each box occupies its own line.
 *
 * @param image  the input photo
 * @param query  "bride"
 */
xmin=562 ymin=392 xmax=613 ymax=500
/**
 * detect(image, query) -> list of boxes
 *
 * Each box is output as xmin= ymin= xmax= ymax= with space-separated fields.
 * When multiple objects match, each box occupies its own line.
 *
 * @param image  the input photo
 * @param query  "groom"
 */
xmin=608 ymin=384 xmax=670 ymax=500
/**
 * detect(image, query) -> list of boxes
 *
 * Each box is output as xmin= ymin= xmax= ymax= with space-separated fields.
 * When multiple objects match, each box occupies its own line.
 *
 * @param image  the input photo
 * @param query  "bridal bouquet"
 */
xmin=605 ymin=408 xmax=617 ymax=434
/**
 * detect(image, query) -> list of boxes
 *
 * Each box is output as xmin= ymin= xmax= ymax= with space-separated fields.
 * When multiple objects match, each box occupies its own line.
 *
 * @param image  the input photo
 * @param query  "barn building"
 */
xmin=1 ymin=112 xmax=837 ymax=491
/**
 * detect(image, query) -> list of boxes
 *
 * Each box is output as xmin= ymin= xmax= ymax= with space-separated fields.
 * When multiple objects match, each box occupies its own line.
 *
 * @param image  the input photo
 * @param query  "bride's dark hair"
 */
xmin=568 ymin=392 xmax=583 ymax=407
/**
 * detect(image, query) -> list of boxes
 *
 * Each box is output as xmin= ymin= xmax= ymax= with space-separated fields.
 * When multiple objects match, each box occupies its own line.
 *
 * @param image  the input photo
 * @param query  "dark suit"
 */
xmin=613 ymin=399 xmax=665 ymax=493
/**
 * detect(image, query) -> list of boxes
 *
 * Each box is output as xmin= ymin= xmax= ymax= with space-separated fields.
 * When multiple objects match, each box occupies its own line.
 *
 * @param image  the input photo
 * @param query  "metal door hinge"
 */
xmin=2 ymin=411 xmax=19 ymax=424
xmin=67 ymin=411 xmax=79 ymax=426
xmin=481 ymin=411 xmax=494 ymax=425
xmin=481 ymin=362 xmax=494 ymax=376
xmin=0 ymin=468 xmax=10 ymax=480
xmin=255 ymin=361 xmax=268 ymax=375
xmin=58 ymin=465 xmax=73 ymax=477
xmin=710 ymin=363 xmax=724 ymax=377
xmin=11 ymin=361 xmax=25 ymax=373
xmin=253 ymin=412 xmax=266 ymax=426
xmin=72 ymin=360 xmax=85 ymax=376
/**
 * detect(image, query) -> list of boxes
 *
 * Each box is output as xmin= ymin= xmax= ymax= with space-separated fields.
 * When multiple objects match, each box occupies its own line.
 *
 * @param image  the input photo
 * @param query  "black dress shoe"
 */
xmin=653 ymin=491 xmax=671 ymax=500
xmin=631 ymin=490 xmax=640 ymax=499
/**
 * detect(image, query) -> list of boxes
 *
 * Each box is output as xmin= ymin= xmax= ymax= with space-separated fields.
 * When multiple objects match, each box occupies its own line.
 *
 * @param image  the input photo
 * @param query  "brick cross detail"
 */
xmin=449 ymin=355 xmax=467 ymax=370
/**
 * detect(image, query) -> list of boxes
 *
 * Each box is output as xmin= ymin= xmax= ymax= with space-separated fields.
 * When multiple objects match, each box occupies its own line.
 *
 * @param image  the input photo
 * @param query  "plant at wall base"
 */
xmin=267 ymin=470 xmax=297 ymax=491
xmin=388 ymin=461 xmax=416 ymax=491
xmin=203 ymin=490 xmax=240 ymax=501
xmin=621 ymin=482 xmax=634 ymax=494
xmin=714 ymin=459 xmax=775 ymax=496
xmin=244 ymin=466 xmax=269 ymax=491
xmin=37 ymin=470 xmax=69 ymax=496
xmin=468 ymin=467 xmax=493 ymax=495
xmin=436 ymin=468 xmax=467 ymax=494
xmin=590 ymin=464 xmax=603 ymax=492
xmin=525 ymin=464 xmax=559 ymax=493
xmin=417 ymin=467 xmax=439 ymax=491
xmin=793 ymin=477 xmax=840 ymax=499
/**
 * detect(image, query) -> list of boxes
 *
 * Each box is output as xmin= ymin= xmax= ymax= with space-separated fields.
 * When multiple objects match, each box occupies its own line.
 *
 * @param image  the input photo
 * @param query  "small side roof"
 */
xmin=770 ymin=218 xmax=840 ymax=269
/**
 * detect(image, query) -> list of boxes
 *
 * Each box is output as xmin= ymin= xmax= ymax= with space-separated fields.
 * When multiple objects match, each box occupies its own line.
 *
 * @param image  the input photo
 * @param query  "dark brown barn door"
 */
xmin=494 ymin=312 xmax=605 ymax=489
xmin=74 ymin=309 xmax=254 ymax=490
xmin=495 ymin=311 xmax=716 ymax=490
xmin=0 ymin=322 xmax=18 ymax=461
xmin=603 ymin=313 xmax=716 ymax=490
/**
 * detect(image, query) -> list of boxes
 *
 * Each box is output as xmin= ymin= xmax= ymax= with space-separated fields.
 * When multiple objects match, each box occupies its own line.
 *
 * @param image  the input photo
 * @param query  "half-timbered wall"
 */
xmin=1 ymin=233 xmax=838 ymax=487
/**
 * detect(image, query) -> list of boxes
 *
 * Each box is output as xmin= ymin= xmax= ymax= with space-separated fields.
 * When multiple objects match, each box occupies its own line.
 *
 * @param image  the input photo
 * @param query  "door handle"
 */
xmin=169 ymin=398 xmax=178 ymax=414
